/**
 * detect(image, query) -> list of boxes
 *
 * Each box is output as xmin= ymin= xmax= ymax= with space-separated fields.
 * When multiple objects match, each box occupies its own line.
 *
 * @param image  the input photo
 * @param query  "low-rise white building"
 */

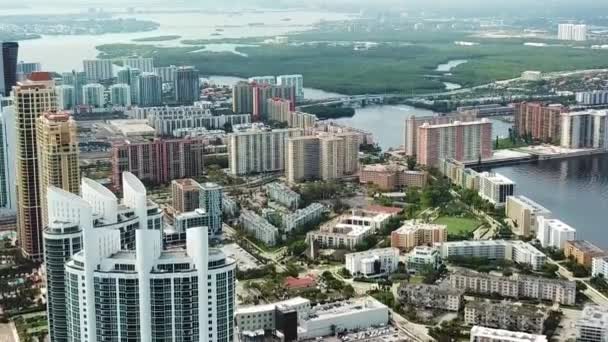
xmin=577 ymin=305 xmax=608 ymax=342
xmin=440 ymin=240 xmax=546 ymax=271
xmin=592 ymin=256 xmax=608 ymax=278
xmin=235 ymin=297 xmax=310 ymax=333
xmin=307 ymin=209 xmax=393 ymax=250
xmin=478 ymin=172 xmax=515 ymax=206
xmin=298 ymin=297 xmax=389 ymax=340
xmin=265 ymin=182 xmax=301 ymax=210
xmin=407 ymin=246 xmax=441 ymax=272
xmin=511 ymin=240 xmax=547 ymax=271
xmin=521 ymin=71 xmax=543 ymax=82
xmin=282 ymin=203 xmax=325 ymax=232
xmin=345 ymin=248 xmax=400 ymax=278
xmin=536 ymin=217 xmax=576 ymax=249
xmin=240 ymin=210 xmax=279 ymax=246
xmin=470 ymin=326 xmax=548 ymax=342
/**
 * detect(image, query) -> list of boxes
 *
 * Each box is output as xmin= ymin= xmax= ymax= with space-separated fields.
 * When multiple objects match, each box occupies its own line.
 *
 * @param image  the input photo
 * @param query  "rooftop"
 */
xmin=236 ymin=297 xmax=310 ymax=315
xmin=542 ymin=218 xmax=576 ymax=232
xmin=109 ymin=119 xmax=156 ymax=136
xmin=394 ymin=220 xmax=446 ymax=234
xmin=465 ymin=301 xmax=545 ymax=317
xmin=400 ymin=283 xmax=464 ymax=296
xmin=346 ymin=247 xmax=400 ymax=259
xmin=304 ymin=297 xmax=387 ymax=321
xmin=172 ymin=178 xmax=201 ymax=190
xmin=420 ymin=118 xmax=490 ymax=129
xmin=408 ymin=245 xmax=439 ymax=255
xmin=579 ymin=305 xmax=608 ymax=327
xmin=479 ymin=172 xmax=515 ymax=185
xmin=567 ymin=240 xmax=606 ymax=254
xmin=471 ymin=326 xmax=548 ymax=342
xmin=508 ymin=195 xmax=551 ymax=214
xmin=562 ymin=109 xmax=607 ymax=117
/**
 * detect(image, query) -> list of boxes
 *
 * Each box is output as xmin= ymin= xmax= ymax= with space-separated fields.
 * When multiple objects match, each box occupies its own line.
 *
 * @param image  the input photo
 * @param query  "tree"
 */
xmin=406 ymin=155 xmax=417 ymax=171
xmin=343 ymin=284 xmax=355 ymax=298
xmin=223 ymin=122 xmax=233 ymax=133
xmin=421 ymin=178 xmax=452 ymax=208
xmin=339 ymin=267 xmax=352 ymax=279
xmin=288 ymin=241 xmax=308 ymax=256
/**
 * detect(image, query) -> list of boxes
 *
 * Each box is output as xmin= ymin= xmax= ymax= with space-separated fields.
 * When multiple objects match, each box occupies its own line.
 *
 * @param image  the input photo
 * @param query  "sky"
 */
xmin=10 ymin=0 xmax=608 ymax=17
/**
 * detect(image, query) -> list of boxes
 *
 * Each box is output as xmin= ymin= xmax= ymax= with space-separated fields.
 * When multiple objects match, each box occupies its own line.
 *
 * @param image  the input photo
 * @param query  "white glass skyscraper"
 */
xmin=138 ymin=72 xmax=163 ymax=107
xmin=56 ymin=85 xmax=76 ymax=110
xmin=44 ymin=173 xmax=235 ymax=342
xmin=277 ymin=74 xmax=304 ymax=100
xmin=110 ymin=83 xmax=132 ymax=107
xmin=82 ymin=83 xmax=105 ymax=108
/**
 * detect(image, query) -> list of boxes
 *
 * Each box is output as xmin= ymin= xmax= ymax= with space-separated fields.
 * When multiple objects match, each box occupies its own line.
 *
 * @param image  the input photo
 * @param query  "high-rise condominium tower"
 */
xmin=82 ymin=83 xmax=105 ymax=108
xmin=0 ymin=42 xmax=19 ymax=96
xmin=175 ymin=66 xmax=200 ymax=105
xmin=277 ymin=74 xmax=304 ymax=101
xmin=55 ymin=85 xmax=76 ymax=111
xmin=14 ymin=73 xmax=56 ymax=260
xmin=200 ymin=182 xmax=223 ymax=236
xmin=83 ymin=59 xmax=113 ymax=81
xmin=123 ymin=57 xmax=154 ymax=73
xmin=109 ymin=83 xmax=131 ymax=107
xmin=43 ymin=173 xmax=235 ymax=342
xmin=0 ymin=106 xmax=16 ymax=210
xmin=37 ymin=111 xmax=80 ymax=229
xmin=138 ymin=72 xmax=163 ymax=107
xmin=61 ymin=70 xmax=87 ymax=106
xmin=228 ymin=127 xmax=303 ymax=175
xmin=232 ymin=81 xmax=254 ymax=114
xmin=286 ymin=133 xmax=360 ymax=184
xmin=44 ymin=173 xmax=163 ymax=342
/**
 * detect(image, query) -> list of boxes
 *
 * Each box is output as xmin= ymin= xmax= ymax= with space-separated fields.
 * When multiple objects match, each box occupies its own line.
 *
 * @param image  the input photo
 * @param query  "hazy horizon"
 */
xmin=6 ymin=0 xmax=608 ymax=17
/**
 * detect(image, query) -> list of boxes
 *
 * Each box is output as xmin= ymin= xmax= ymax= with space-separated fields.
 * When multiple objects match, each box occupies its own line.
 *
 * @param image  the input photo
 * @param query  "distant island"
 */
xmin=132 ymin=35 xmax=182 ymax=42
xmin=0 ymin=15 xmax=159 ymax=38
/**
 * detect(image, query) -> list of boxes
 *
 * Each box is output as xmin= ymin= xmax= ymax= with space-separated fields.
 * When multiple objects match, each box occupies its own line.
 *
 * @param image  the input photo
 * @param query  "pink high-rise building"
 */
xmin=252 ymin=83 xmax=295 ymax=121
xmin=111 ymin=137 xmax=207 ymax=190
xmin=417 ymin=119 xmax=493 ymax=167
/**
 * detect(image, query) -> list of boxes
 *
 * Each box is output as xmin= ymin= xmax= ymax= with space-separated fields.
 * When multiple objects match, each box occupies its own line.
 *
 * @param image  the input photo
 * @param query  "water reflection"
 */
xmin=487 ymin=154 xmax=608 ymax=247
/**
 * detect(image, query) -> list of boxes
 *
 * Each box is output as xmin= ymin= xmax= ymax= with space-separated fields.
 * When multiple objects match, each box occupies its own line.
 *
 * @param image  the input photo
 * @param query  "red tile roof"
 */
xmin=284 ymin=275 xmax=317 ymax=289
xmin=28 ymin=72 xmax=52 ymax=81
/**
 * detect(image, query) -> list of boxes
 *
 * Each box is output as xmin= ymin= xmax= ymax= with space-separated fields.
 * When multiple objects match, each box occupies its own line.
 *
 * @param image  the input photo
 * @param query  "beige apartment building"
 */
xmin=287 ymin=133 xmax=359 ymax=183
xmin=14 ymin=73 xmax=57 ymax=260
xmin=37 ymin=111 xmax=80 ymax=229
xmin=171 ymin=178 xmax=201 ymax=213
xmin=287 ymin=136 xmax=320 ymax=183
xmin=391 ymin=220 xmax=447 ymax=251
xmin=564 ymin=240 xmax=607 ymax=268
xmin=359 ymin=164 xmax=428 ymax=190
xmin=319 ymin=135 xmax=345 ymax=180
xmin=506 ymin=195 xmax=552 ymax=236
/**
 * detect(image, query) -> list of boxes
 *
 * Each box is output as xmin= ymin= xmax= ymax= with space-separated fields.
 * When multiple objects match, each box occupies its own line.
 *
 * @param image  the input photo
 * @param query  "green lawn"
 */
xmin=434 ymin=216 xmax=481 ymax=235
xmin=494 ymin=137 xmax=530 ymax=150
xmin=96 ymin=28 xmax=608 ymax=96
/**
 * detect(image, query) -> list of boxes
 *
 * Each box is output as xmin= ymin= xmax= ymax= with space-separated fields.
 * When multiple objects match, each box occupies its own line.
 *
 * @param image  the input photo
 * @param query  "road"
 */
xmin=546 ymin=258 xmax=608 ymax=307
xmin=390 ymin=309 xmax=435 ymax=342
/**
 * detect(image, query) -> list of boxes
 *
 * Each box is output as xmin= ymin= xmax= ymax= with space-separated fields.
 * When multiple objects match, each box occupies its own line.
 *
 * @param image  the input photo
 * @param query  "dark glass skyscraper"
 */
xmin=0 ymin=42 xmax=18 ymax=96
xmin=174 ymin=66 xmax=200 ymax=105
